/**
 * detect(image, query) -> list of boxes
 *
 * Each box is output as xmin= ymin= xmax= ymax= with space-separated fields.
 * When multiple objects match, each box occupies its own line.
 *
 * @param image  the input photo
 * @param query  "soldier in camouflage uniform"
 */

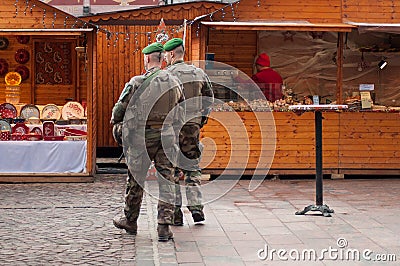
xmin=163 ymin=38 xmax=214 ymax=225
xmin=111 ymin=42 xmax=185 ymax=242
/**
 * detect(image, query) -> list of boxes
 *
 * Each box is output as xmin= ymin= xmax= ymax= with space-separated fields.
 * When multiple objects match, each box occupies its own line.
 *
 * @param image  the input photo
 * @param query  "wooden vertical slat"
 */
xmin=86 ymin=30 xmax=95 ymax=175
xmin=336 ymin=32 xmax=344 ymax=104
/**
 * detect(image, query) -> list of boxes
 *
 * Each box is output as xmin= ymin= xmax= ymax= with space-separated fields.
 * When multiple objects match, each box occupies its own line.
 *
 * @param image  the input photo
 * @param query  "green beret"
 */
xmin=164 ymin=38 xmax=183 ymax=51
xmin=142 ymin=42 xmax=164 ymax=54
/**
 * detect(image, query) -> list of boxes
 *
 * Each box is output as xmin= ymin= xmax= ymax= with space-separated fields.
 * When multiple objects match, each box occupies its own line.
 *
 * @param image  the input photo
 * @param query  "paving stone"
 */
xmin=1 ymin=173 xmax=400 ymax=265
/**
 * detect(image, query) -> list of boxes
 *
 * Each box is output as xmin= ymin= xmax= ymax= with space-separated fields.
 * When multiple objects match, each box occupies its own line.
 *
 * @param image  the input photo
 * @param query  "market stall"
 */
xmin=196 ymin=0 xmax=400 ymax=177
xmin=83 ymin=1 xmax=226 ymax=148
xmin=0 ymin=0 xmax=96 ymax=182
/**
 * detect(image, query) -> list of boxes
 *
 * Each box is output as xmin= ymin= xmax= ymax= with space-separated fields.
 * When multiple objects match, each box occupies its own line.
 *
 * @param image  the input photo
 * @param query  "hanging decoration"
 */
xmin=230 ymin=3 xmax=236 ymax=22
xmin=16 ymin=36 xmax=30 ymax=44
xmin=13 ymin=0 xmax=19 ymax=18
xmin=134 ymin=33 xmax=139 ymax=53
xmin=282 ymin=31 xmax=296 ymax=42
xmin=52 ymin=12 xmax=57 ymax=28
xmin=7 ymin=0 xmax=250 ymax=52
xmin=0 ymin=37 xmax=9 ymax=50
xmin=15 ymin=49 xmax=30 ymax=64
xmin=42 ymin=8 xmax=46 ymax=28
xmin=155 ymin=18 xmax=169 ymax=43
xmin=64 ymin=16 xmax=69 ymax=28
xmin=30 ymin=3 xmax=35 ymax=14
xmin=113 ymin=32 xmax=119 ymax=47
xmin=23 ymin=0 xmax=29 ymax=15
xmin=147 ymin=32 xmax=152 ymax=45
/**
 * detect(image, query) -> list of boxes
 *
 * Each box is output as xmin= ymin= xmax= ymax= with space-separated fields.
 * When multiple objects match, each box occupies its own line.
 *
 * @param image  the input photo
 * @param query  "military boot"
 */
xmin=192 ymin=210 xmax=205 ymax=223
xmin=172 ymin=208 xmax=183 ymax=226
xmin=113 ymin=215 xmax=137 ymax=235
xmin=157 ymin=224 xmax=173 ymax=242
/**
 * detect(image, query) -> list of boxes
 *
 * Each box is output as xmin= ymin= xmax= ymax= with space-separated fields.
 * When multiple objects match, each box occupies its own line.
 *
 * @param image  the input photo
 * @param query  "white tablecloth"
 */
xmin=0 ymin=141 xmax=87 ymax=173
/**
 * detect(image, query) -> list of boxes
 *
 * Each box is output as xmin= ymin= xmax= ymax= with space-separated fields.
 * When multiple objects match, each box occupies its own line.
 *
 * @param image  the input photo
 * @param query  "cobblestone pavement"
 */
xmin=0 ymin=174 xmax=155 ymax=266
xmin=1 ymin=173 xmax=400 ymax=266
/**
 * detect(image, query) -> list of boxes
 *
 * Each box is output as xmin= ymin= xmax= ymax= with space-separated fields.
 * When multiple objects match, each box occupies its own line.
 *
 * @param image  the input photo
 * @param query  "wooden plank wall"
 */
xmin=0 ymin=0 xmax=79 ymax=29
xmin=0 ymin=35 xmax=32 ymax=104
xmin=95 ymin=24 xmax=185 ymax=147
xmin=272 ymin=112 xmax=339 ymax=172
xmin=342 ymin=0 xmax=400 ymax=23
xmin=207 ymin=29 xmax=257 ymax=77
xmin=92 ymin=3 xmax=224 ymax=147
xmin=0 ymin=0 xmax=88 ymax=105
xmin=201 ymin=111 xmax=400 ymax=175
xmin=0 ymin=35 xmax=88 ymax=106
xmin=231 ymin=0 xmax=342 ymax=23
xmin=211 ymin=0 xmax=400 ymax=24
xmin=338 ymin=112 xmax=400 ymax=173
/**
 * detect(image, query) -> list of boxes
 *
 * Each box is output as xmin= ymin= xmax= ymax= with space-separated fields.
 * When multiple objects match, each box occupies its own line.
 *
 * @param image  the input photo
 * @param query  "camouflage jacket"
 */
xmin=165 ymin=61 xmax=214 ymax=125
xmin=110 ymin=67 xmax=161 ymax=125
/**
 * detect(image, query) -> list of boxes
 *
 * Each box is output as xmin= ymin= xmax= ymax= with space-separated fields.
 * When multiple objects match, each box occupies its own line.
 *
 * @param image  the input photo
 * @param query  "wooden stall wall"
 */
xmin=0 ymin=0 xmax=78 ymax=29
xmin=342 ymin=0 xmax=400 ymax=23
xmin=94 ymin=24 xmax=185 ymax=148
xmin=218 ymin=0 xmax=343 ymax=23
xmin=87 ymin=2 xmax=225 ymax=147
xmin=207 ymin=29 xmax=257 ymax=77
xmin=338 ymin=112 xmax=400 ymax=174
xmin=201 ymin=111 xmax=400 ymax=176
xmin=0 ymin=0 xmax=96 ymax=180
xmin=0 ymin=0 xmax=89 ymax=105
xmin=0 ymin=35 xmax=32 ymax=103
xmin=201 ymin=112 xmax=341 ymax=175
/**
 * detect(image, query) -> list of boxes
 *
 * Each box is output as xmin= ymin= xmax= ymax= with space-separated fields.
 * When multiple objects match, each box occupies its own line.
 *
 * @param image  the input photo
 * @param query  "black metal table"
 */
xmin=288 ymin=104 xmax=348 ymax=217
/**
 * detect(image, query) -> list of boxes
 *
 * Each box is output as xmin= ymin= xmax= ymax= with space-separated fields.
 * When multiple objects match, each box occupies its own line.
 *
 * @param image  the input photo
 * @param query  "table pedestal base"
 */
xmin=295 ymin=204 xmax=334 ymax=217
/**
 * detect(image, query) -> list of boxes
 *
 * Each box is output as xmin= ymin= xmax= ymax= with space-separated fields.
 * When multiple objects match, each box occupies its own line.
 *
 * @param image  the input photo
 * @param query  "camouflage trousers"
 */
xmin=124 ymin=129 xmax=176 ymax=225
xmin=174 ymin=123 xmax=203 ymax=212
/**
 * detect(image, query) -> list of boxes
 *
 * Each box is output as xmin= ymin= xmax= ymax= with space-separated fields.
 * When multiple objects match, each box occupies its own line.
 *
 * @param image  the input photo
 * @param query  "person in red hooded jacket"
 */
xmin=251 ymin=53 xmax=283 ymax=102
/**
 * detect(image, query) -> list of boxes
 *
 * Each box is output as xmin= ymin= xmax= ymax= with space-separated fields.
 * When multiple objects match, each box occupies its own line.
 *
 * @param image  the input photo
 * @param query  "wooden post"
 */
xmin=336 ymin=32 xmax=344 ymax=104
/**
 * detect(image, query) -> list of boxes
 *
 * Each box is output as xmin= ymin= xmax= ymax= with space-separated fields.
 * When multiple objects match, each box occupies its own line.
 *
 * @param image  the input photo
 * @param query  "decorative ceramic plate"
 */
xmin=16 ymin=36 xmax=30 ymax=44
xmin=0 ymin=130 xmax=10 ymax=141
xmin=12 ymin=123 xmax=29 ymax=135
xmin=15 ymin=65 xmax=30 ymax=81
xmin=15 ymin=48 xmax=30 ymax=64
xmin=5 ymin=71 xmax=22 ymax=86
xmin=0 ymin=103 xmax=17 ymax=119
xmin=0 ymin=37 xmax=9 ymax=50
xmin=0 ymin=120 xmax=12 ymax=132
xmin=11 ymin=133 xmax=24 ymax=141
xmin=30 ymin=126 xmax=43 ymax=136
xmin=62 ymin=101 xmax=85 ymax=120
xmin=20 ymin=104 xmax=40 ymax=119
xmin=26 ymin=117 xmax=41 ymax=125
xmin=42 ymin=104 xmax=61 ymax=120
